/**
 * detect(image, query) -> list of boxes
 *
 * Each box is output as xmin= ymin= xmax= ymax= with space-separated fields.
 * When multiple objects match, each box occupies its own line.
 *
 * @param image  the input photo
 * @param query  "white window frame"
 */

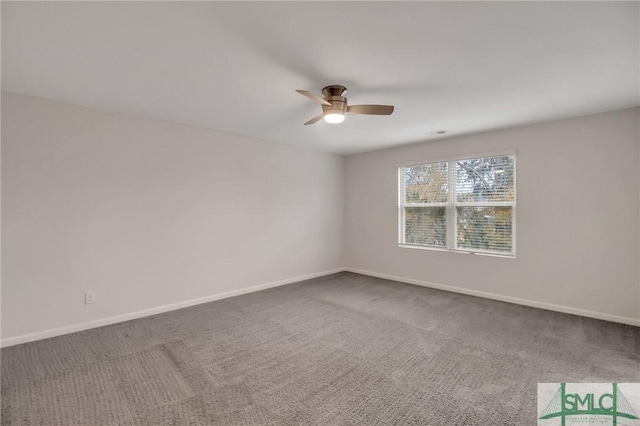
xmin=398 ymin=151 xmax=516 ymax=258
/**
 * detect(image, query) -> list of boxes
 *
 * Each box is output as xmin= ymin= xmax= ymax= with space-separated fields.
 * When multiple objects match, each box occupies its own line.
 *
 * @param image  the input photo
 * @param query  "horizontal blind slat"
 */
xmin=401 ymin=162 xmax=448 ymax=204
xmin=404 ymin=207 xmax=447 ymax=247
xmin=456 ymin=206 xmax=513 ymax=253
xmin=456 ymin=155 xmax=515 ymax=203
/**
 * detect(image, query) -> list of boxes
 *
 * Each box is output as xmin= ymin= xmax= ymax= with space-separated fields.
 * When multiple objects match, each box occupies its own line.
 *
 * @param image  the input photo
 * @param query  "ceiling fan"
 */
xmin=296 ymin=85 xmax=394 ymax=125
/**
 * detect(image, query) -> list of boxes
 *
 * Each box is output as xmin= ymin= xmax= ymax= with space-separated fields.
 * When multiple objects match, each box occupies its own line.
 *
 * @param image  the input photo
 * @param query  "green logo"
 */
xmin=539 ymin=383 xmax=639 ymax=425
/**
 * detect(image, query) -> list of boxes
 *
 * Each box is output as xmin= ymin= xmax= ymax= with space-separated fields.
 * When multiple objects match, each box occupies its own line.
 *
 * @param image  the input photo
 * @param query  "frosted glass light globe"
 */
xmin=324 ymin=113 xmax=345 ymax=124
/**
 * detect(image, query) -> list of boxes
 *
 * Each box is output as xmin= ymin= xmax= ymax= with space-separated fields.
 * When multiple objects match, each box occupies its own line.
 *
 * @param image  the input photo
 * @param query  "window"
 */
xmin=399 ymin=153 xmax=515 ymax=256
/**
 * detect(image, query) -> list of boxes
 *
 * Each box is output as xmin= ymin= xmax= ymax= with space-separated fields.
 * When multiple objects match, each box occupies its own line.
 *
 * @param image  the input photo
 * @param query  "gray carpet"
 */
xmin=2 ymin=272 xmax=639 ymax=425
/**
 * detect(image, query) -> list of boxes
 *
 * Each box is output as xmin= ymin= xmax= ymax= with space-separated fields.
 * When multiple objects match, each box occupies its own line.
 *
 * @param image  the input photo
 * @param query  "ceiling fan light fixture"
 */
xmin=324 ymin=113 xmax=345 ymax=124
xmin=297 ymin=85 xmax=393 ymax=126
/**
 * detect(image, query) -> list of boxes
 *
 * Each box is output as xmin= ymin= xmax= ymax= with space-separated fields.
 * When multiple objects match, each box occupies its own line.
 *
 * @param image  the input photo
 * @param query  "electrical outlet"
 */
xmin=85 ymin=291 xmax=96 ymax=305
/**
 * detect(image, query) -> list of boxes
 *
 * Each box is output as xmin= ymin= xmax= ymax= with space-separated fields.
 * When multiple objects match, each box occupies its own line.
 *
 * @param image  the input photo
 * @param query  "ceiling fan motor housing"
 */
xmin=321 ymin=85 xmax=348 ymax=115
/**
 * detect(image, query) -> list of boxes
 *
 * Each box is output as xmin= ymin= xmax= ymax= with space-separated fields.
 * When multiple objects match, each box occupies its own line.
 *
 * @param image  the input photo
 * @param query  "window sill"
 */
xmin=398 ymin=244 xmax=515 ymax=259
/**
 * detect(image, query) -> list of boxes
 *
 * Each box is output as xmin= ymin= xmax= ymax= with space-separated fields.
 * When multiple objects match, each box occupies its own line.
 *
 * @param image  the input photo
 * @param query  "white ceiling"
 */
xmin=3 ymin=2 xmax=639 ymax=154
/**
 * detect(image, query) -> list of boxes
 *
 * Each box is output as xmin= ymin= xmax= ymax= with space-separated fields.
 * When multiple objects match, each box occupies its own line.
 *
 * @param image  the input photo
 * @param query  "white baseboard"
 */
xmin=0 ymin=268 xmax=346 ymax=348
xmin=345 ymin=267 xmax=640 ymax=327
xmin=4 ymin=267 xmax=637 ymax=347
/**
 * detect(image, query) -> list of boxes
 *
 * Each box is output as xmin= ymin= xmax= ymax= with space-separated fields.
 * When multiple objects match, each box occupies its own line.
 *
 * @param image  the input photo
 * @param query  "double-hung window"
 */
xmin=399 ymin=153 xmax=515 ymax=256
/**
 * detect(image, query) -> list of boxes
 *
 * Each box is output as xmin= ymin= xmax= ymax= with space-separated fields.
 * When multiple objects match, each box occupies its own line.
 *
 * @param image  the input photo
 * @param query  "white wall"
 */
xmin=1 ymin=92 xmax=344 ymax=343
xmin=3 ymin=93 xmax=639 ymax=345
xmin=345 ymin=108 xmax=640 ymax=324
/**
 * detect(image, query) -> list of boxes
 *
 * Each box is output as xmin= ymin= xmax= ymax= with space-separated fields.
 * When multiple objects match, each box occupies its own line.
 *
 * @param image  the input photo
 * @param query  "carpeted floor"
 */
xmin=2 ymin=272 xmax=639 ymax=425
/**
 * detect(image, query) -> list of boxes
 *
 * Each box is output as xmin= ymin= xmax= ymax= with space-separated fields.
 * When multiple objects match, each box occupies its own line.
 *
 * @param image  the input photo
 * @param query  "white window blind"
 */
xmin=399 ymin=154 xmax=515 ymax=256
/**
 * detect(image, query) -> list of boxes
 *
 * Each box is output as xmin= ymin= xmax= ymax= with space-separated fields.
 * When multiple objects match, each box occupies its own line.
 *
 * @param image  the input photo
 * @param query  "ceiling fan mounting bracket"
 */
xmin=322 ymin=85 xmax=348 ymax=98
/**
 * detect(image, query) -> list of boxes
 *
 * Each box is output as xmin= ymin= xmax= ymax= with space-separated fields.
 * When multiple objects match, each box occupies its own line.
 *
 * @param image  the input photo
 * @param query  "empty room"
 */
xmin=1 ymin=2 xmax=639 ymax=425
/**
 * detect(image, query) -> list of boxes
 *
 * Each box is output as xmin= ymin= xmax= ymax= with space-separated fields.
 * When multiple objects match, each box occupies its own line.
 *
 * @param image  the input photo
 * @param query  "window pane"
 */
xmin=403 ymin=162 xmax=448 ymax=204
xmin=404 ymin=207 xmax=446 ymax=247
xmin=456 ymin=156 xmax=514 ymax=202
xmin=457 ymin=207 xmax=512 ymax=253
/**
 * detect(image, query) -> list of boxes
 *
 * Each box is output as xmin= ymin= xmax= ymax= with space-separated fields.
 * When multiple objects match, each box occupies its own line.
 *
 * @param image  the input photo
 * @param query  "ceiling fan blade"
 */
xmin=347 ymin=105 xmax=394 ymax=115
xmin=304 ymin=114 xmax=324 ymax=125
xmin=296 ymin=90 xmax=332 ymax=106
